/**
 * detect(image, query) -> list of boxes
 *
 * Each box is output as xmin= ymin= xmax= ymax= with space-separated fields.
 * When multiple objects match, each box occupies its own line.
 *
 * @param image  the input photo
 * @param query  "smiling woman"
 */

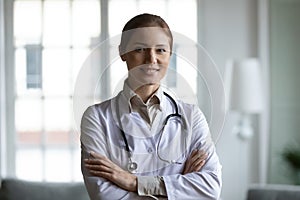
xmin=80 ymin=13 xmax=222 ymax=200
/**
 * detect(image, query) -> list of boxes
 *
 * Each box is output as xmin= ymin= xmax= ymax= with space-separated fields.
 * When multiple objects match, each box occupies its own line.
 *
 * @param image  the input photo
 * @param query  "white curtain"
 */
xmin=0 ymin=0 xmax=7 ymax=181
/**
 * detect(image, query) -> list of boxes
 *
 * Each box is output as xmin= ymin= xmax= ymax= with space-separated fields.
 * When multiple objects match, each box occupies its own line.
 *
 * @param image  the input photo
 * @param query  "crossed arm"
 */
xmin=84 ymin=149 xmax=208 ymax=193
xmin=81 ymin=105 xmax=222 ymax=199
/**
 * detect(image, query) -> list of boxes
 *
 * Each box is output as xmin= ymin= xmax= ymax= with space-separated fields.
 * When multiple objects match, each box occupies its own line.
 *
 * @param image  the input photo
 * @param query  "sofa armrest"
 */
xmin=247 ymin=184 xmax=300 ymax=200
xmin=0 ymin=178 xmax=89 ymax=200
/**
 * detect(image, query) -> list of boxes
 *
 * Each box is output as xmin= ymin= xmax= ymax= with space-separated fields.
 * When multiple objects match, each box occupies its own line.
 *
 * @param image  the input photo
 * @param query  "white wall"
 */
xmin=200 ymin=0 xmax=260 ymax=199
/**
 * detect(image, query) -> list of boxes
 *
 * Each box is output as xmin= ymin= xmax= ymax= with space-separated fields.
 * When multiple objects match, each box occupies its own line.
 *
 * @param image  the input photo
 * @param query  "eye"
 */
xmin=134 ymin=47 xmax=146 ymax=52
xmin=156 ymin=48 xmax=167 ymax=53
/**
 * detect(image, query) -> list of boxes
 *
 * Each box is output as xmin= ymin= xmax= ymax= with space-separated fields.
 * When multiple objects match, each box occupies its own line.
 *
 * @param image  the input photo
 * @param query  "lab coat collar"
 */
xmin=122 ymin=79 xmax=163 ymax=112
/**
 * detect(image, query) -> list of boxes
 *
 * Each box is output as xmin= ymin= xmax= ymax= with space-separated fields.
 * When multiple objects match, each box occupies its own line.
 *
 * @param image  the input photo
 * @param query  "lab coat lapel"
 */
xmin=121 ymin=111 xmax=164 ymax=138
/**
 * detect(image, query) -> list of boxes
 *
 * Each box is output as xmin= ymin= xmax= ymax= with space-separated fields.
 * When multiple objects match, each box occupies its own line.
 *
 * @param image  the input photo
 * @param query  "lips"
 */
xmin=140 ymin=66 xmax=160 ymax=74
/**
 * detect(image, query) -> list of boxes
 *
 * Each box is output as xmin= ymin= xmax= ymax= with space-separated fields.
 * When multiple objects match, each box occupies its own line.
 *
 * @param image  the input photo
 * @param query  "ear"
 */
xmin=119 ymin=45 xmax=126 ymax=61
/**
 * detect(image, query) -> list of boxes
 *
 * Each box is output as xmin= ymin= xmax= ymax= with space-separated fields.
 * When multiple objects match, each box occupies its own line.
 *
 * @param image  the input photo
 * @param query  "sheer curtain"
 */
xmin=0 ymin=0 xmax=7 ymax=181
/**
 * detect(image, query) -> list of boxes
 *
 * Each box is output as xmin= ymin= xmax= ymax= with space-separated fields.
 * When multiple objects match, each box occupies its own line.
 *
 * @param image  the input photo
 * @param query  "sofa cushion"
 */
xmin=247 ymin=184 xmax=300 ymax=200
xmin=0 ymin=179 xmax=89 ymax=200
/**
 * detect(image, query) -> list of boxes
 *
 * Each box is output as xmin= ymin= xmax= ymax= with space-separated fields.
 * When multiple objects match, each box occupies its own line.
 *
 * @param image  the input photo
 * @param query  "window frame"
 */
xmin=2 ymin=0 xmax=16 ymax=178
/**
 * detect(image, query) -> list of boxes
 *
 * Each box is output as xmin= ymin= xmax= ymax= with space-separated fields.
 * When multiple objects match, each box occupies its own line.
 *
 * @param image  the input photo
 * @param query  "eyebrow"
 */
xmin=132 ymin=42 xmax=169 ymax=47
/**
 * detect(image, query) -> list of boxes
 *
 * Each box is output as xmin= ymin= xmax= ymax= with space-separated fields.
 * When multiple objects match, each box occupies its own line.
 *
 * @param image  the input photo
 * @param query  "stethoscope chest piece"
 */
xmin=127 ymin=160 xmax=138 ymax=173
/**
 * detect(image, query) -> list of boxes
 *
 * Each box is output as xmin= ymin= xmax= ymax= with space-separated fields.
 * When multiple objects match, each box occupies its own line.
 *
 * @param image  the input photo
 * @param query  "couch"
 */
xmin=0 ymin=178 xmax=89 ymax=200
xmin=247 ymin=184 xmax=300 ymax=200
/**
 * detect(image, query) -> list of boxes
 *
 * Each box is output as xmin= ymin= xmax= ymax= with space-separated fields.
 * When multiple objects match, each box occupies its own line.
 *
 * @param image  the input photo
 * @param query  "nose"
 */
xmin=145 ymin=48 xmax=157 ymax=64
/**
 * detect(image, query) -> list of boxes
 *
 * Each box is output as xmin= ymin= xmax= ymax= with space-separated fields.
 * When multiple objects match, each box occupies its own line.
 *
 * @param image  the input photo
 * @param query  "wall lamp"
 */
xmin=228 ymin=58 xmax=264 ymax=140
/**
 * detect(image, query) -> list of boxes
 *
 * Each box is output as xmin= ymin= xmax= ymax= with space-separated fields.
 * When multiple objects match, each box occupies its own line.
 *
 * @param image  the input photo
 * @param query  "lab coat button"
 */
xmin=147 ymin=148 xmax=153 ymax=153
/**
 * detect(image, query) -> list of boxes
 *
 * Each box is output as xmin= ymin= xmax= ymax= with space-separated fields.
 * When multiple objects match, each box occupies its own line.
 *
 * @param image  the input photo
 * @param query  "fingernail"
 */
xmin=89 ymin=152 xmax=95 ymax=158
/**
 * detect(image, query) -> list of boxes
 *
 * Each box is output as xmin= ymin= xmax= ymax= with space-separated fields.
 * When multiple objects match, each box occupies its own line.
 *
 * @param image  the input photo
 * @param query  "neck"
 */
xmin=128 ymin=75 xmax=160 ymax=103
xmin=127 ymin=78 xmax=159 ymax=103
xmin=135 ymin=84 xmax=159 ymax=103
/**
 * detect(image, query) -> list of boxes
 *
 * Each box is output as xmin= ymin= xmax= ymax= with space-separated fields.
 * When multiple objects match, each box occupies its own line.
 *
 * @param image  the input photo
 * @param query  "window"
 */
xmin=5 ymin=0 xmax=199 ymax=182
xmin=14 ymin=0 xmax=100 ymax=181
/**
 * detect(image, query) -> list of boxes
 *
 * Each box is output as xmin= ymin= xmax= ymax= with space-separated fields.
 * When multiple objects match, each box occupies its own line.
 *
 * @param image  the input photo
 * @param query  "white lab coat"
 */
xmin=81 ymin=90 xmax=222 ymax=200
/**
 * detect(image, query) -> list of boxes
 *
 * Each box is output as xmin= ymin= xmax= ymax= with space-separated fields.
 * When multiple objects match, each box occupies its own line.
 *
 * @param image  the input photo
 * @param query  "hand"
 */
xmin=84 ymin=152 xmax=137 ymax=192
xmin=182 ymin=149 xmax=207 ymax=175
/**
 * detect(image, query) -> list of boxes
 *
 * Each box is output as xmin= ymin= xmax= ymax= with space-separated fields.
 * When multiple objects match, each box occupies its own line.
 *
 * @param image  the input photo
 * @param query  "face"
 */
xmin=120 ymin=27 xmax=171 ymax=90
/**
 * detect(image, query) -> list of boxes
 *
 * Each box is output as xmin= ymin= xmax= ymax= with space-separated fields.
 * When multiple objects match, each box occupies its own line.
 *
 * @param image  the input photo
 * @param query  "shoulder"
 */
xmin=82 ymin=98 xmax=115 ymax=120
xmin=177 ymin=100 xmax=204 ymax=117
xmin=177 ymin=101 xmax=208 ymax=127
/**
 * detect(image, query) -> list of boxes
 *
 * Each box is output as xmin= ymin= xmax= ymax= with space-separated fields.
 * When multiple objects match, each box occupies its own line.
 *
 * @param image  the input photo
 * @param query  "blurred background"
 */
xmin=0 ymin=0 xmax=300 ymax=199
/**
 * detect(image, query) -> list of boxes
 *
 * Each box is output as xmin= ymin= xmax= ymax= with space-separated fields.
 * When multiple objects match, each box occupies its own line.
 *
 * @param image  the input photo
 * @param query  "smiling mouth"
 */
xmin=140 ymin=67 xmax=159 ymax=74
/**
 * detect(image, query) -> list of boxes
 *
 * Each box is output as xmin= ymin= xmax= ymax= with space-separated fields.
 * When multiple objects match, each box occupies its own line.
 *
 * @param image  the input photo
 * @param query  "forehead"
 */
xmin=124 ymin=27 xmax=171 ymax=48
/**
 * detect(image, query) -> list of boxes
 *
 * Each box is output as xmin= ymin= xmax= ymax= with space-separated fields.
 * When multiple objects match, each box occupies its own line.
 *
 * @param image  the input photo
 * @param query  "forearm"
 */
xmin=137 ymin=176 xmax=167 ymax=198
xmin=83 ymin=151 xmax=217 ymax=200
xmin=83 ymin=176 xmax=150 ymax=200
xmin=137 ymin=166 xmax=221 ymax=200
xmin=163 ymin=170 xmax=222 ymax=200
xmin=137 ymin=149 xmax=207 ymax=198
xmin=159 ymin=145 xmax=221 ymax=199
xmin=83 ymin=173 xmax=168 ymax=200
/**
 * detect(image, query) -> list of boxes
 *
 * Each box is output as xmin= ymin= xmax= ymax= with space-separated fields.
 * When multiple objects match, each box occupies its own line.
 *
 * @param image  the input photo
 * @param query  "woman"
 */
xmin=81 ymin=13 xmax=222 ymax=200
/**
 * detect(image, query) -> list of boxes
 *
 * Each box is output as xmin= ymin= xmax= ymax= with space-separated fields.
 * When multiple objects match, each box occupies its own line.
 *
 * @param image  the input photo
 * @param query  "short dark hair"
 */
xmin=119 ymin=13 xmax=173 ymax=54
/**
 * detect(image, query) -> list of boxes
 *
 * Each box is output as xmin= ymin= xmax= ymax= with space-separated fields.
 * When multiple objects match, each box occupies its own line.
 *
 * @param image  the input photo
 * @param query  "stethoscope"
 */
xmin=116 ymin=91 xmax=184 ymax=173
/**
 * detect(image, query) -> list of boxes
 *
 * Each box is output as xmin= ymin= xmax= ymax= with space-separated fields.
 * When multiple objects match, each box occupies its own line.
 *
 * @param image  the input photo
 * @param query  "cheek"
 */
xmin=161 ymin=57 xmax=170 ymax=68
xmin=126 ymin=55 xmax=144 ymax=69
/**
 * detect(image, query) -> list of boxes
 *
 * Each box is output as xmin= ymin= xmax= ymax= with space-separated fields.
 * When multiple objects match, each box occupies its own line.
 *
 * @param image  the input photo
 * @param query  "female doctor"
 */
xmin=81 ymin=13 xmax=222 ymax=200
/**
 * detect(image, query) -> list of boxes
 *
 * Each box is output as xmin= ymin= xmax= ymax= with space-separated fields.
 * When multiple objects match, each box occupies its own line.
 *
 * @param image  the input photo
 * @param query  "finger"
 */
xmin=85 ymin=156 xmax=114 ymax=167
xmin=89 ymin=168 xmax=121 ymax=182
xmin=192 ymin=159 xmax=206 ymax=171
xmin=89 ymin=170 xmax=111 ymax=179
xmin=85 ymin=163 xmax=113 ymax=173
xmin=199 ymin=160 xmax=206 ymax=168
xmin=184 ymin=151 xmax=207 ymax=174
xmin=189 ymin=150 xmax=201 ymax=162
xmin=183 ymin=150 xmax=198 ymax=173
xmin=191 ymin=160 xmax=206 ymax=172
xmin=198 ymin=151 xmax=208 ymax=160
xmin=90 ymin=151 xmax=106 ymax=159
xmin=90 ymin=170 xmax=126 ymax=185
xmin=190 ymin=150 xmax=207 ymax=165
xmin=84 ymin=159 xmax=111 ymax=168
xmin=185 ymin=149 xmax=198 ymax=166
xmin=190 ymin=149 xmax=198 ymax=158
xmin=184 ymin=159 xmax=205 ymax=174
xmin=190 ymin=153 xmax=207 ymax=168
xmin=84 ymin=158 xmax=102 ymax=165
xmin=183 ymin=160 xmax=193 ymax=174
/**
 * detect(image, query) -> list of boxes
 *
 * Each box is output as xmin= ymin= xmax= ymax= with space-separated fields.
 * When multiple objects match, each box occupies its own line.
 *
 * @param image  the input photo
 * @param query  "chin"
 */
xmin=145 ymin=82 xmax=158 ymax=86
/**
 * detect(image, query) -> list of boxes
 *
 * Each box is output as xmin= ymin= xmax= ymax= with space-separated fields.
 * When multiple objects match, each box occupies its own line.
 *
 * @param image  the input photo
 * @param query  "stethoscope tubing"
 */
xmin=115 ymin=91 xmax=184 ymax=172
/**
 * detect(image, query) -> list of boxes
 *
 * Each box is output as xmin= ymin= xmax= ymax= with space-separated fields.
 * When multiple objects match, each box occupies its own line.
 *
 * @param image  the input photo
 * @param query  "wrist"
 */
xmin=129 ymin=175 xmax=138 ymax=192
